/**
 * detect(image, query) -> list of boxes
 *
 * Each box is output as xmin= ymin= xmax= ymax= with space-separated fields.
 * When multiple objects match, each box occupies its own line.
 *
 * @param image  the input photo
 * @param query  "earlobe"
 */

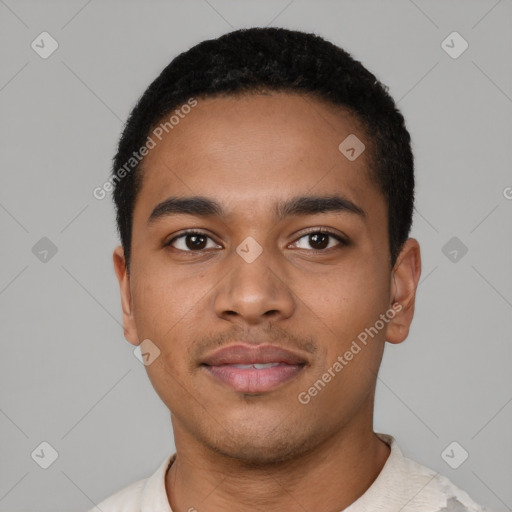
xmin=385 ymin=238 xmax=422 ymax=345
xmin=113 ymin=246 xmax=140 ymax=346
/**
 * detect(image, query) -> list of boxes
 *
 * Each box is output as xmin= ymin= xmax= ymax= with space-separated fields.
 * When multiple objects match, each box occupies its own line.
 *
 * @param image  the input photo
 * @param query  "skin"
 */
xmin=113 ymin=92 xmax=421 ymax=512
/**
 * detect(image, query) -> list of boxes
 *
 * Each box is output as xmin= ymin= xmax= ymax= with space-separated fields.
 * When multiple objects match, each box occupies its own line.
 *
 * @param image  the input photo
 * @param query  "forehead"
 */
xmin=134 ymin=92 xmax=383 ymax=223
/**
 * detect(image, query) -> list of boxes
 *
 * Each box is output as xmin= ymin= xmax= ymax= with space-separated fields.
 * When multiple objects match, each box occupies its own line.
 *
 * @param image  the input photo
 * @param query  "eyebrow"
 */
xmin=147 ymin=194 xmax=366 ymax=225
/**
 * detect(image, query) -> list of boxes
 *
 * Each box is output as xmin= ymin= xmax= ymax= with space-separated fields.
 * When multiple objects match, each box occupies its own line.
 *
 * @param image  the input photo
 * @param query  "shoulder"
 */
xmin=88 ymin=478 xmax=147 ymax=512
xmin=367 ymin=434 xmax=492 ymax=512
xmin=87 ymin=453 xmax=175 ymax=512
xmin=400 ymin=452 xmax=491 ymax=511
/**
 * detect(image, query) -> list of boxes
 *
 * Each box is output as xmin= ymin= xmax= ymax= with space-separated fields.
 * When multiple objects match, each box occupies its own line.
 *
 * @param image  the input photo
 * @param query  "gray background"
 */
xmin=1 ymin=0 xmax=511 ymax=511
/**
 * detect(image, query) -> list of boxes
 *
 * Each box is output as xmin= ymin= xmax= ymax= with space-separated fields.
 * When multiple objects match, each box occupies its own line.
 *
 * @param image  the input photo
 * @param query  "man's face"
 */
xmin=116 ymin=92 xmax=405 ymax=464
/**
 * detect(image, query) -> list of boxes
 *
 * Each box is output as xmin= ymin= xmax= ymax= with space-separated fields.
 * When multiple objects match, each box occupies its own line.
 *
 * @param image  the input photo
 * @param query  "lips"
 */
xmin=201 ymin=344 xmax=307 ymax=366
xmin=201 ymin=344 xmax=307 ymax=393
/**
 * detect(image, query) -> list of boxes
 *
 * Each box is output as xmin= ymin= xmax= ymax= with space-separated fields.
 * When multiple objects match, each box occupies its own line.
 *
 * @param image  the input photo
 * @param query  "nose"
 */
xmin=213 ymin=245 xmax=295 ymax=325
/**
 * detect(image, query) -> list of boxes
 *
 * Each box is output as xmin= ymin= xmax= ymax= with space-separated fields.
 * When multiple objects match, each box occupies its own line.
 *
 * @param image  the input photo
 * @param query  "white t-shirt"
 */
xmin=89 ymin=433 xmax=491 ymax=512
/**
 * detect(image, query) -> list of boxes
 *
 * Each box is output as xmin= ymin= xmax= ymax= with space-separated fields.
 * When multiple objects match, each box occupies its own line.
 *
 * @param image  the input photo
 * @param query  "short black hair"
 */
xmin=112 ymin=27 xmax=414 ymax=272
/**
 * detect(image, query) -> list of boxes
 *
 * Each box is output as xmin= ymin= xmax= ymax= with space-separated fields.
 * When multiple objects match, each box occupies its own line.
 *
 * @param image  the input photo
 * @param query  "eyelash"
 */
xmin=165 ymin=228 xmax=347 ymax=253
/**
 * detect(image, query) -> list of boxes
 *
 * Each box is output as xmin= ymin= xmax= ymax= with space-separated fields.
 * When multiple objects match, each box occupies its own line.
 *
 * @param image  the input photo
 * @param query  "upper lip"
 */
xmin=201 ymin=344 xmax=308 ymax=366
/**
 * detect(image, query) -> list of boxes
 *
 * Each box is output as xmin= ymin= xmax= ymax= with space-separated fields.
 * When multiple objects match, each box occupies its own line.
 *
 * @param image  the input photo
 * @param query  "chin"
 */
xmin=207 ymin=423 xmax=317 ymax=467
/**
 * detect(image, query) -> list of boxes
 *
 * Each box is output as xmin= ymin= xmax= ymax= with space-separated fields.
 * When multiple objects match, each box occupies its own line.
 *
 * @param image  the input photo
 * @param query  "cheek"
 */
xmin=130 ymin=268 xmax=205 ymax=375
xmin=296 ymin=260 xmax=389 ymax=337
xmin=131 ymin=263 xmax=204 ymax=337
xmin=301 ymin=264 xmax=390 ymax=393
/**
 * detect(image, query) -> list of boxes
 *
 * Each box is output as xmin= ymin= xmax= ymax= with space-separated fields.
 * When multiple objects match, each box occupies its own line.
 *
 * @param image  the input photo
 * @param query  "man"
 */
xmin=92 ymin=27 xmax=489 ymax=511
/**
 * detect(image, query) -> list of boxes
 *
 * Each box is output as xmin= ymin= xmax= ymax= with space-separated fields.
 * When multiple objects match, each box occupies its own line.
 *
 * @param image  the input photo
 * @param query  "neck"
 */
xmin=165 ymin=403 xmax=390 ymax=512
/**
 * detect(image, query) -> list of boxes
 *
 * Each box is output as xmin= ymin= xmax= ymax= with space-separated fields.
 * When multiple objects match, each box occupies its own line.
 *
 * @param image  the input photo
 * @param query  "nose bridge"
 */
xmin=213 ymin=236 xmax=295 ymax=323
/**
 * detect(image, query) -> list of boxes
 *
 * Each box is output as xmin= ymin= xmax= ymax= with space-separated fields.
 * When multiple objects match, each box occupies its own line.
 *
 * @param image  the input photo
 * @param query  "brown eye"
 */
xmin=309 ymin=232 xmax=329 ymax=250
xmin=167 ymin=231 xmax=220 ymax=252
xmin=291 ymin=230 xmax=346 ymax=251
xmin=184 ymin=233 xmax=207 ymax=250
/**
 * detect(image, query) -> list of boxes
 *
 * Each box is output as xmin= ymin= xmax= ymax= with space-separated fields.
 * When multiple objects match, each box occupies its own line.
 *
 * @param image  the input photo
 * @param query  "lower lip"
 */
xmin=203 ymin=364 xmax=305 ymax=393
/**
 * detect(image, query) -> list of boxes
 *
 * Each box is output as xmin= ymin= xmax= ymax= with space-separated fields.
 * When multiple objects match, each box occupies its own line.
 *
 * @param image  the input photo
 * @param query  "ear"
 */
xmin=385 ymin=238 xmax=421 ymax=344
xmin=113 ymin=246 xmax=140 ymax=346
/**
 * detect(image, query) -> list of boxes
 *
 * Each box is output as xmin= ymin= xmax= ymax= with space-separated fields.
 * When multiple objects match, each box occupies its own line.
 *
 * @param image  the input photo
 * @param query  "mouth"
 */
xmin=200 ymin=344 xmax=308 ymax=394
xmin=201 ymin=362 xmax=306 ymax=393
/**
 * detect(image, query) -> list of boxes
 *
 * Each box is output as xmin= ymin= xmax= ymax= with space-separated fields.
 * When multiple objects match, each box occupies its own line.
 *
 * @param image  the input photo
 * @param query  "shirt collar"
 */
xmin=343 ymin=432 xmax=406 ymax=511
xmin=141 ymin=452 xmax=176 ymax=512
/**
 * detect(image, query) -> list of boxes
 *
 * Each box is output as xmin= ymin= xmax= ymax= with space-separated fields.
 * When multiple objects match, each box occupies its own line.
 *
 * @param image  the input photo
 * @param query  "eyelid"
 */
xmin=288 ymin=227 xmax=348 ymax=250
xmin=165 ymin=229 xmax=221 ymax=249
xmin=165 ymin=227 xmax=348 ymax=252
